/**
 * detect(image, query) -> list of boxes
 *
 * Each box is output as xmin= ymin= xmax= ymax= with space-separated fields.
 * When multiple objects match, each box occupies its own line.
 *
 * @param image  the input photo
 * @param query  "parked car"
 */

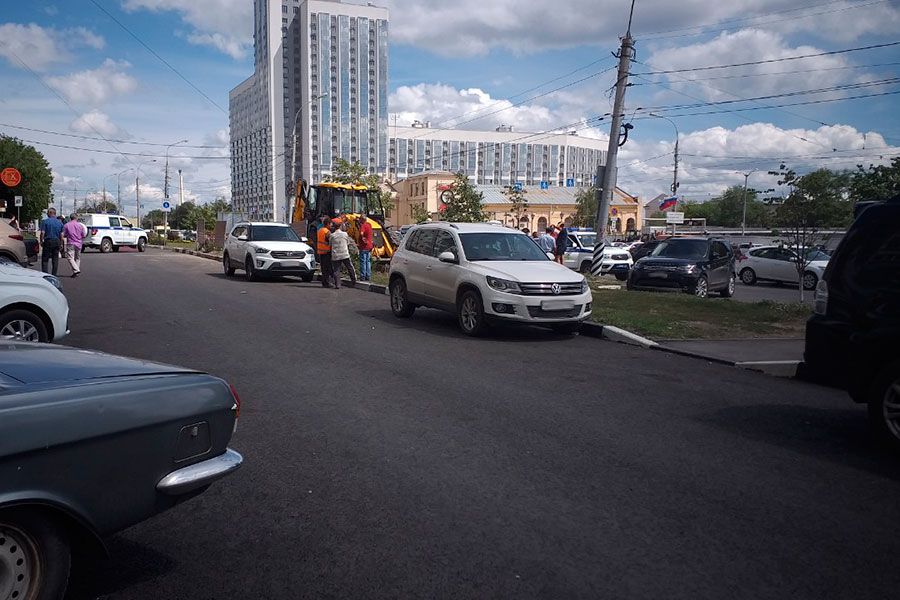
xmin=738 ymin=245 xmax=829 ymax=290
xmin=627 ymin=237 xmax=736 ymax=298
xmin=223 ymin=221 xmax=316 ymax=282
xmin=561 ymin=231 xmax=633 ymax=279
xmin=388 ymin=222 xmax=592 ymax=336
xmin=800 ymin=194 xmax=900 ymax=449
xmin=82 ymin=213 xmax=148 ymax=253
xmin=0 ymin=342 xmax=243 ymax=599
xmin=0 ymin=219 xmax=28 ymax=266
xmin=629 ymin=239 xmax=662 ymax=261
xmin=0 ymin=261 xmax=68 ymax=342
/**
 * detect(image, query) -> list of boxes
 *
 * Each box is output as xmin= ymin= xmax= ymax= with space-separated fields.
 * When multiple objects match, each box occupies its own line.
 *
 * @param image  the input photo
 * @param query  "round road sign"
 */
xmin=162 ymin=201 xmax=171 ymax=209
xmin=1 ymin=168 xmax=22 ymax=187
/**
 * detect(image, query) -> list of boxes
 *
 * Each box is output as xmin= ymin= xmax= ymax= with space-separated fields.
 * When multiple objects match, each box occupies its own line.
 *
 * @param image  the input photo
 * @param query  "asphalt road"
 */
xmin=58 ymin=249 xmax=899 ymax=600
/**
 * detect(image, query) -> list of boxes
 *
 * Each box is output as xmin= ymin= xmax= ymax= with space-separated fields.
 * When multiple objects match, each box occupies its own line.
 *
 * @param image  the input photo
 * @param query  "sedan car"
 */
xmin=0 ymin=260 xmax=69 ymax=342
xmin=627 ymin=237 xmax=736 ymax=298
xmin=0 ymin=342 xmax=243 ymax=600
xmin=737 ymin=245 xmax=829 ymax=290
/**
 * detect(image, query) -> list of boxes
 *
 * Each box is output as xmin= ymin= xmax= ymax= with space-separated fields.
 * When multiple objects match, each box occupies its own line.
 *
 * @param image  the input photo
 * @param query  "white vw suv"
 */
xmin=388 ymin=222 xmax=592 ymax=336
xmin=223 ymin=222 xmax=316 ymax=282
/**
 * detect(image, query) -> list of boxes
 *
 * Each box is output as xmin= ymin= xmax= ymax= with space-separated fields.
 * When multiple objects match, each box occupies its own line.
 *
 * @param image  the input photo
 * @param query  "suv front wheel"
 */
xmin=389 ymin=277 xmax=415 ymax=318
xmin=867 ymin=360 xmax=900 ymax=450
xmin=457 ymin=289 xmax=488 ymax=336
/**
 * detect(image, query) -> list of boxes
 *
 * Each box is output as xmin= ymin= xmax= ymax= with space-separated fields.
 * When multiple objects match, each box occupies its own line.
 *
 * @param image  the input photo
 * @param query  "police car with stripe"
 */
xmin=562 ymin=228 xmax=632 ymax=280
xmin=82 ymin=214 xmax=148 ymax=253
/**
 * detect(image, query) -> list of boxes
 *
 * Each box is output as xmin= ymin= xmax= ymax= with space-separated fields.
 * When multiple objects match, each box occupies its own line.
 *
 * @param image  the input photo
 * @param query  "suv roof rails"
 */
xmin=448 ymin=223 xmax=458 ymax=229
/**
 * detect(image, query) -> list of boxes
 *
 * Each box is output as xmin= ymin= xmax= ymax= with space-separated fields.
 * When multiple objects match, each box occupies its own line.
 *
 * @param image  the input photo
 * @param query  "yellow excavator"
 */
xmin=290 ymin=180 xmax=397 ymax=260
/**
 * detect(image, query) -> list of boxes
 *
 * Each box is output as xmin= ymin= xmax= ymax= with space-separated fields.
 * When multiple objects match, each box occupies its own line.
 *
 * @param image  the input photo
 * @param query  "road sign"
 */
xmin=13 ymin=196 xmax=23 ymax=207
xmin=666 ymin=211 xmax=685 ymax=224
xmin=1 ymin=167 xmax=22 ymax=187
xmin=540 ymin=181 xmax=549 ymax=190
xmin=162 ymin=200 xmax=171 ymax=213
xmin=566 ymin=178 xmax=575 ymax=187
xmin=513 ymin=182 xmax=523 ymax=192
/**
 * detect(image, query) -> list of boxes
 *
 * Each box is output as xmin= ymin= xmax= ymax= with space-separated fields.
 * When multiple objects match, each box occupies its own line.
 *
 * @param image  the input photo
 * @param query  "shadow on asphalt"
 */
xmin=357 ymin=307 xmax=578 ymax=343
xmin=698 ymin=403 xmax=900 ymax=479
xmin=204 ymin=272 xmax=319 ymax=285
xmin=65 ymin=535 xmax=174 ymax=599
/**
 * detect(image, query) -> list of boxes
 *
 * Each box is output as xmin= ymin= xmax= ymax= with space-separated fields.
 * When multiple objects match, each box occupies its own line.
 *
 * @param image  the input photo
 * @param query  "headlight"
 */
xmin=581 ymin=279 xmax=589 ymax=293
xmin=43 ymin=275 xmax=63 ymax=291
xmin=254 ymin=247 xmax=270 ymax=254
xmin=679 ymin=264 xmax=697 ymax=274
xmin=486 ymin=276 xmax=522 ymax=294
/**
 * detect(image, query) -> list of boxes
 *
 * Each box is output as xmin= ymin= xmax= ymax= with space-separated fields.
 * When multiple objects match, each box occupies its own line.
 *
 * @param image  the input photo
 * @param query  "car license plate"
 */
xmin=281 ymin=260 xmax=299 ymax=267
xmin=648 ymin=272 xmax=667 ymax=279
xmin=541 ymin=299 xmax=575 ymax=310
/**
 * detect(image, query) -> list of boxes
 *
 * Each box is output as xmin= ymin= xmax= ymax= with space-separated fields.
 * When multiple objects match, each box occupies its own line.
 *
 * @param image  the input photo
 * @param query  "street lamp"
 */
xmin=164 ymin=140 xmax=189 ymax=200
xmin=739 ymin=170 xmax=756 ymax=236
xmin=288 ymin=93 xmax=327 ymax=223
xmin=648 ymin=112 xmax=680 ymax=196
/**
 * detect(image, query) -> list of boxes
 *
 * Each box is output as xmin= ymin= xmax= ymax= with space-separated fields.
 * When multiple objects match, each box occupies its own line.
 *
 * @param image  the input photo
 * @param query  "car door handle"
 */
xmin=426 ymin=265 xmax=433 ymax=271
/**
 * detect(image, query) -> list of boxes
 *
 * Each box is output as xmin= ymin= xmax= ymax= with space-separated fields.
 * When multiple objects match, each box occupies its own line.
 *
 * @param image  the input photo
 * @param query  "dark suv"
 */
xmin=800 ymin=195 xmax=900 ymax=449
xmin=626 ymin=237 xmax=736 ymax=298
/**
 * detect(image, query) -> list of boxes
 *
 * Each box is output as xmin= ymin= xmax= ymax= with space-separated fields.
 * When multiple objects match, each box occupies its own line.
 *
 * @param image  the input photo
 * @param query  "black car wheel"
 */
xmin=0 ymin=508 xmax=71 ymax=600
xmin=223 ymin=253 xmax=235 ymax=277
xmin=137 ymin=237 xmax=147 ymax=252
xmin=615 ymin=272 xmax=628 ymax=281
xmin=0 ymin=309 xmax=49 ymax=343
xmin=244 ymin=256 xmax=258 ymax=282
xmin=867 ymin=361 xmax=900 ymax=450
xmin=99 ymin=237 xmax=113 ymax=253
xmin=720 ymin=273 xmax=736 ymax=298
xmin=692 ymin=275 xmax=709 ymax=298
xmin=740 ymin=268 xmax=757 ymax=285
xmin=389 ymin=277 xmax=415 ymax=318
xmin=300 ymin=272 xmax=314 ymax=283
xmin=802 ymin=271 xmax=818 ymax=291
xmin=457 ymin=289 xmax=488 ymax=336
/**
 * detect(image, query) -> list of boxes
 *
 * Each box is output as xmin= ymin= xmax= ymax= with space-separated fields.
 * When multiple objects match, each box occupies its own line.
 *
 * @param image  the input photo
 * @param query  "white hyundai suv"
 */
xmin=388 ymin=222 xmax=592 ymax=336
xmin=0 ymin=261 xmax=69 ymax=342
xmin=223 ymin=222 xmax=316 ymax=282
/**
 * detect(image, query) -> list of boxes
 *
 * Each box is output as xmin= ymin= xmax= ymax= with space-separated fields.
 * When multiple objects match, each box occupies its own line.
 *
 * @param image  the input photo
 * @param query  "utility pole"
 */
xmin=592 ymin=0 xmax=636 ymax=276
xmin=740 ymin=170 xmax=754 ymax=236
xmin=178 ymin=169 xmax=184 ymax=207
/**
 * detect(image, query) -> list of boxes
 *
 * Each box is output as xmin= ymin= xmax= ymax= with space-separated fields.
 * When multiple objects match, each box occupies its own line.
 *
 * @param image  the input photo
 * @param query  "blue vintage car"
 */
xmin=0 ymin=342 xmax=243 ymax=600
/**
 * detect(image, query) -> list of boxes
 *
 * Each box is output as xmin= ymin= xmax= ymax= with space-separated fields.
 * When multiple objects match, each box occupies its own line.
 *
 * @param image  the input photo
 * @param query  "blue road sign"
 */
xmin=162 ymin=200 xmax=171 ymax=212
xmin=566 ymin=178 xmax=575 ymax=187
xmin=513 ymin=182 xmax=523 ymax=192
xmin=540 ymin=181 xmax=549 ymax=190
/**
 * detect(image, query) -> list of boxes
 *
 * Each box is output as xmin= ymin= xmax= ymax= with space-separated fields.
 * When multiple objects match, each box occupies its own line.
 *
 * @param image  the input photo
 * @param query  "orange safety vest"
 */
xmin=317 ymin=226 xmax=331 ymax=253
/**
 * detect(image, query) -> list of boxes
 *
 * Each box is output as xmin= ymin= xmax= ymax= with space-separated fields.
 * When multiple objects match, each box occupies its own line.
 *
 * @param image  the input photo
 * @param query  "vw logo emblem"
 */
xmin=551 ymin=283 xmax=561 ymax=295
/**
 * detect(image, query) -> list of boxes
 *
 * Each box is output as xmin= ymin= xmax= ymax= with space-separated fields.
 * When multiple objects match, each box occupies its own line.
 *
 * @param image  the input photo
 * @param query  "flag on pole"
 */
xmin=659 ymin=196 xmax=678 ymax=211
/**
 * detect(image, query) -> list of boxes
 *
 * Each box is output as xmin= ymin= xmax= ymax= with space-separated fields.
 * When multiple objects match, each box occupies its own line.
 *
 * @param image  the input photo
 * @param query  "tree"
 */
xmin=142 ymin=209 xmax=165 ymax=231
xmin=171 ymin=201 xmax=200 ymax=230
xmin=849 ymin=157 xmax=900 ymax=203
xmin=502 ymin=185 xmax=528 ymax=226
xmin=574 ymin=187 xmax=597 ymax=227
xmin=440 ymin=172 xmax=486 ymax=223
xmin=82 ymin=200 xmax=119 ymax=214
xmin=325 ymin=158 xmax=395 ymax=214
xmin=195 ymin=197 xmax=232 ymax=229
xmin=0 ymin=135 xmax=53 ymax=222
xmin=410 ymin=203 xmax=430 ymax=224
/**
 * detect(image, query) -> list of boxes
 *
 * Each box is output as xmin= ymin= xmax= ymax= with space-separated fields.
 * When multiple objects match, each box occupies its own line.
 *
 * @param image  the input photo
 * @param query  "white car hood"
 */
xmin=807 ymin=260 xmax=828 ymax=272
xmin=250 ymin=241 xmax=314 ymax=253
xmin=0 ymin=263 xmax=49 ymax=280
xmin=468 ymin=260 xmax=584 ymax=283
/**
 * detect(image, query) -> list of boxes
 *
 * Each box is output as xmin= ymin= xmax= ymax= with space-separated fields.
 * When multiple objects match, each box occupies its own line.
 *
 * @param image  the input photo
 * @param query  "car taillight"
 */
xmin=9 ymin=234 xmax=24 ymax=241
xmin=228 ymin=383 xmax=241 ymax=432
xmin=814 ymin=280 xmax=828 ymax=315
xmin=91 ymin=228 xmax=98 ymax=236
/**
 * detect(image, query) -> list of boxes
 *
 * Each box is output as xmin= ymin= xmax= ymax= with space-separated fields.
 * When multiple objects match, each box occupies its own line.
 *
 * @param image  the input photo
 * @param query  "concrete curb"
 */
xmin=735 ymin=360 xmax=801 ymax=378
xmin=148 ymin=244 xmax=221 ymax=262
xmin=579 ymin=322 xmax=659 ymax=348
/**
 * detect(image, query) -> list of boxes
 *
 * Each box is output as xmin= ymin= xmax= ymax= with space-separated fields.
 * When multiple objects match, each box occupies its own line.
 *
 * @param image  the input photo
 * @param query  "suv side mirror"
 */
xmin=438 ymin=251 xmax=458 ymax=264
xmin=237 ymin=234 xmax=248 ymax=242
xmin=300 ymin=236 xmax=309 ymax=243
xmin=546 ymin=251 xmax=555 ymax=260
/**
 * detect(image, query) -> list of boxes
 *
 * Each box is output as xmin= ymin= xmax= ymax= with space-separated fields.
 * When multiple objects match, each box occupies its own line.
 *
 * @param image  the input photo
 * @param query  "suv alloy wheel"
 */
xmin=389 ymin=277 xmax=415 ymax=318
xmin=457 ymin=289 xmax=487 ymax=336
xmin=693 ymin=275 xmax=709 ymax=298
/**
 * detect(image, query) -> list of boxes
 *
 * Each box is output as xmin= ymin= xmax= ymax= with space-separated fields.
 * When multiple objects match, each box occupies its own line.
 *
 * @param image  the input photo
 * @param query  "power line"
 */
xmin=88 ymin=0 xmax=227 ymax=114
xmin=631 ymin=61 xmax=900 ymax=84
xmin=2 ymin=136 xmax=232 ymax=159
xmin=637 ymin=40 xmax=900 ymax=74
xmin=0 ymin=123 xmax=229 ymax=148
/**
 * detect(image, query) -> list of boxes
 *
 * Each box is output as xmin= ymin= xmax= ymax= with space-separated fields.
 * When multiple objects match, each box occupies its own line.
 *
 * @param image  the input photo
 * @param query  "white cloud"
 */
xmin=0 ymin=23 xmax=106 ymax=71
xmin=69 ymin=110 xmax=129 ymax=137
xmin=47 ymin=59 xmax=138 ymax=106
xmin=122 ymin=0 xmax=252 ymax=59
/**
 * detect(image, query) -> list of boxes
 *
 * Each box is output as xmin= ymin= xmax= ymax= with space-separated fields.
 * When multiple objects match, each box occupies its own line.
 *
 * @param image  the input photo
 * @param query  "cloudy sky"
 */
xmin=1 ymin=0 xmax=898 ymax=215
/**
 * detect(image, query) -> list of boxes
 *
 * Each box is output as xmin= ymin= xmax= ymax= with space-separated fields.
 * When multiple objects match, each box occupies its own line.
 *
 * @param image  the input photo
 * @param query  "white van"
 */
xmin=82 ymin=214 xmax=148 ymax=253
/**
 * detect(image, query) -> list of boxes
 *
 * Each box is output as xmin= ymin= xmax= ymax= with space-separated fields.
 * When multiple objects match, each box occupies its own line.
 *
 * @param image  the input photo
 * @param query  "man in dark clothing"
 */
xmin=40 ymin=208 xmax=64 ymax=275
xmin=554 ymin=224 xmax=569 ymax=265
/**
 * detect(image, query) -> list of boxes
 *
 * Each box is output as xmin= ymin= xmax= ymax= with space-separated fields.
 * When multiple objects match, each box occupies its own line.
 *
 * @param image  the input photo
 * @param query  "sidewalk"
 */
xmin=657 ymin=338 xmax=804 ymax=376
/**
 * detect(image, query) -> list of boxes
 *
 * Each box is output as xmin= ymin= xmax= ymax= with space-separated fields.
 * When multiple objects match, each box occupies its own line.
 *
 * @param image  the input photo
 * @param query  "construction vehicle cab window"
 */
xmin=292 ymin=181 xmax=397 ymax=261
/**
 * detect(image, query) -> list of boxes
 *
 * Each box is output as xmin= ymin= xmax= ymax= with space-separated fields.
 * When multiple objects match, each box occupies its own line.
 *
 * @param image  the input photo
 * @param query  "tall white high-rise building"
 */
xmin=230 ymin=0 xmax=389 ymax=221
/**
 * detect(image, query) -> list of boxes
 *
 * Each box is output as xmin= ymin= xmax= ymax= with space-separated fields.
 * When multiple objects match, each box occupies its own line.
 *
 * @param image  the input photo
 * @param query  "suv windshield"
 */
xmin=574 ymin=233 xmax=596 ymax=247
xmin=651 ymin=239 xmax=709 ymax=260
xmin=459 ymin=232 xmax=549 ymax=261
xmin=251 ymin=226 xmax=301 ymax=242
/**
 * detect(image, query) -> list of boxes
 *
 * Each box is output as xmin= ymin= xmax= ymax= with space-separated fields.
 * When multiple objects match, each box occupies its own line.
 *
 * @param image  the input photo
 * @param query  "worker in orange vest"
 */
xmin=317 ymin=216 xmax=333 ymax=287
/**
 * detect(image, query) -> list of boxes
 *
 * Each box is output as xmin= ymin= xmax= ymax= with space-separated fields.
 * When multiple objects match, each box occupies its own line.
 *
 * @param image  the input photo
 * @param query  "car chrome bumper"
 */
xmin=156 ymin=448 xmax=243 ymax=495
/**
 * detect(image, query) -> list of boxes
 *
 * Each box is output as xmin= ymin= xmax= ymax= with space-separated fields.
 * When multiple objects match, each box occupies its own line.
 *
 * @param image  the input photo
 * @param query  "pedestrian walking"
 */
xmin=357 ymin=217 xmax=373 ymax=281
xmin=537 ymin=227 xmax=556 ymax=255
xmin=330 ymin=222 xmax=357 ymax=289
xmin=316 ymin=216 xmax=333 ymax=287
xmin=63 ymin=213 xmax=86 ymax=277
xmin=554 ymin=223 xmax=569 ymax=265
xmin=39 ymin=208 xmax=64 ymax=275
